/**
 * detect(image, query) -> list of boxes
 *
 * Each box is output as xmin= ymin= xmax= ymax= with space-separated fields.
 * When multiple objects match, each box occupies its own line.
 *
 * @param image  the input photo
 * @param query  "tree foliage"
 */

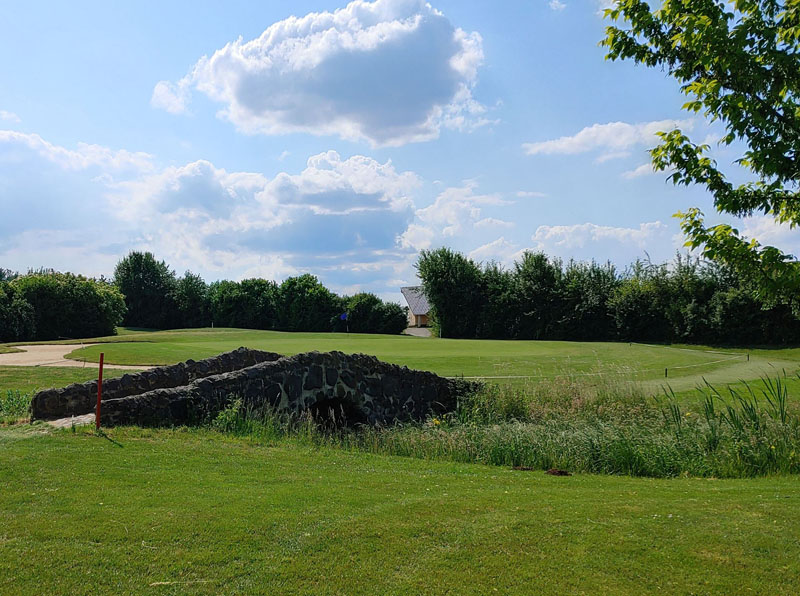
xmin=602 ymin=0 xmax=800 ymax=304
xmin=345 ymin=293 xmax=408 ymax=335
xmin=173 ymin=272 xmax=210 ymax=329
xmin=8 ymin=272 xmax=125 ymax=340
xmin=277 ymin=274 xmax=342 ymax=332
xmin=416 ymin=248 xmax=484 ymax=338
xmin=114 ymin=251 xmax=177 ymax=329
xmin=416 ymin=247 xmax=800 ymax=344
xmin=0 ymin=282 xmax=36 ymax=342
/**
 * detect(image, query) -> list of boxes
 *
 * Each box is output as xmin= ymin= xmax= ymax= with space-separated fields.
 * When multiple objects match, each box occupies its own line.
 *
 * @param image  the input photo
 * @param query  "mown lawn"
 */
xmin=8 ymin=327 xmax=796 ymax=393
xmin=0 ymin=366 xmax=144 ymax=396
xmin=1 ymin=425 xmax=799 ymax=595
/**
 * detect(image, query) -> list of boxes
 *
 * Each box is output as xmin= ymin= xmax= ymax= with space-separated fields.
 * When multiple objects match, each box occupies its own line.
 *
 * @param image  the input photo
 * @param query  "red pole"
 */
xmin=95 ymin=352 xmax=104 ymax=430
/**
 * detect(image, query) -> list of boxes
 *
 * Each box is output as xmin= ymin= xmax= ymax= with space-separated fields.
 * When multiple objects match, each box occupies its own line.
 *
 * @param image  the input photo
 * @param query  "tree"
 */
xmin=277 ymin=274 xmax=341 ymax=332
xmin=559 ymin=260 xmax=619 ymax=340
xmin=113 ymin=251 xmax=177 ymax=329
xmin=0 ymin=268 xmax=18 ymax=282
xmin=603 ymin=0 xmax=800 ymax=304
xmin=477 ymin=263 xmax=518 ymax=339
xmin=173 ymin=272 xmax=210 ymax=328
xmin=513 ymin=251 xmax=563 ymax=339
xmin=416 ymin=248 xmax=484 ymax=338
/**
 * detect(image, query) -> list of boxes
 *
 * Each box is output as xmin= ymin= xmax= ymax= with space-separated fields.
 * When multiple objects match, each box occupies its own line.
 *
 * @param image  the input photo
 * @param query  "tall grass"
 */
xmin=210 ymin=372 xmax=800 ymax=478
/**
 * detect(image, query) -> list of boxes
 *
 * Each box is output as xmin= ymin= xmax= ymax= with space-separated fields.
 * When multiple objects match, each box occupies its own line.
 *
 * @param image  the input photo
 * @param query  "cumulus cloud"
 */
xmin=741 ymin=216 xmax=800 ymax=257
xmin=0 ymin=130 xmax=422 ymax=288
xmin=530 ymin=221 xmax=673 ymax=263
xmin=0 ymin=110 xmax=20 ymax=123
xmin=398 ymin=183 xmax=510 ymax=250
xmin=522 ymin=119 xmax=693 ymax=156
xmin=533 ymin=221 xmax=667 ymax=249
xmin=0 ymin=130 xmax=154 ymax=172
xmin=516 ymin=190 xmax=547 ymax=198
xmin=150 ymin=79 xmax=191 ymax=114
xmin=468 ymin=236 xmax=519 ymax=263
xmin=549 ymin=0 xmax=567 ymax=11
xmin=152 ymin=0 xmax=487 ymax=146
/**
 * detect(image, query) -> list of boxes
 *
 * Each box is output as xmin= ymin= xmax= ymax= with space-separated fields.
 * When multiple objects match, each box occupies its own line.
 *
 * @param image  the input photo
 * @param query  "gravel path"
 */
xmin=0 ymin=344 xmax=147 ymax=370
xmin=403 ymin=327 xmax=432 ymax=337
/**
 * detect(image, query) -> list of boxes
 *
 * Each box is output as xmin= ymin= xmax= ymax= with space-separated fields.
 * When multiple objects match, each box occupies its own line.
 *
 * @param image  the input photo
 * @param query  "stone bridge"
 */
xmin=31 ymin=347 xmax=479 ymax=426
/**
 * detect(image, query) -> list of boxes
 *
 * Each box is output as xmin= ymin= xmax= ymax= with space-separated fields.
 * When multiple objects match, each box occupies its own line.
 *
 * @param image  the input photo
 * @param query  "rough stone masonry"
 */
xmin=30 ymin=347 xmax=479 ymax=426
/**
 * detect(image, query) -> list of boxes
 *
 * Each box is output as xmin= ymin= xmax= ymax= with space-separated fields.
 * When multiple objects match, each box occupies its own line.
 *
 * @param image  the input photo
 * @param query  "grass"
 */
xmin=0 ymin=365 xmax=144 ymax=397
xmin=207 ymin=370 xmax=800 ymax=478
xmin=1 ymin=425 xmax=799 ymax=595
xmin=6 ymin=327 xmax=797 ymax=395
xmin=2 ymin=329 xmax=800 ymax=592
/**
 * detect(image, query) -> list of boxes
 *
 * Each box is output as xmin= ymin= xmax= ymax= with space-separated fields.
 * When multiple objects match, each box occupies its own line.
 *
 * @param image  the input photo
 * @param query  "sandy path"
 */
xmin=0 ymin=344 xmax=148 ymax=370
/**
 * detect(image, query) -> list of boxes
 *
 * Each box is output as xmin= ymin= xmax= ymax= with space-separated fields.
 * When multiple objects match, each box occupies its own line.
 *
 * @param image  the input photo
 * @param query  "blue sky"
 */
xmin=1 ymin=0 xmax=794 ymax=302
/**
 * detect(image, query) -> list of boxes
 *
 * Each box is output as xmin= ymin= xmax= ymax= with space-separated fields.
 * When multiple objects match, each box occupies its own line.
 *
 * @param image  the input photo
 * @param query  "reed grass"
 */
xmin=209 ymin=372 xmax=800 ymax=478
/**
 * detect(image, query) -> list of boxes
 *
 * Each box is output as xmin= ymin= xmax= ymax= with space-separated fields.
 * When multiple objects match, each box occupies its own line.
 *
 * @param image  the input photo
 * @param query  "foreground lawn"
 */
xmin=0 ymin=426 xmax=798 ymax=595
xmin=11 ymin=327 xmax=797 ymax=393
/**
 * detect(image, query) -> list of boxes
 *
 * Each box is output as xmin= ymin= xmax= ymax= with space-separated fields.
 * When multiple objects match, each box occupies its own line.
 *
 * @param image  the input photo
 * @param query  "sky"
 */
xmin=1 ymin=0 xmax=796 ymax=303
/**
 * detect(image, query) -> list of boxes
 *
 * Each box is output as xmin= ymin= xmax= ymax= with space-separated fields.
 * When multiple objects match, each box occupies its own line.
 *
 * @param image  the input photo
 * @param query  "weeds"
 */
xmin=0 ymin=390 xmax=30 ymax=423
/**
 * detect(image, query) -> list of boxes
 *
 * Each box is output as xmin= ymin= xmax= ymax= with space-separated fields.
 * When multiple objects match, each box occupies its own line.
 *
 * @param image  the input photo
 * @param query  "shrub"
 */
xmin=10 ymin=272 xmax=125 ymax=340
xmin=0 ymin=282 xmax=35 ymax=341
xmin=346 ymin=293 xmax=407 ymax=334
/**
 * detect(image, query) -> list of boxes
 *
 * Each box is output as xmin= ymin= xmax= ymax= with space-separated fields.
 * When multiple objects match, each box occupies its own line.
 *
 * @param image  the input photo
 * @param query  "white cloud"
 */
xmin=468 ymin=236 xmax=519 ymax=263
xmin=549 ymin=0 xmax=567 ymax=11
xmin=529 ymin=221 xmax=673 ymax=264
xmin=0 ymin=110 xmax=20 ymax=123
xmin=595 ymin=0 xmax=615 ymax=14
xmin=399 ymin=183 xmax=509 ymax=250
xmin=0 ymin=130 xmax=422 ymax=286
xmin=474 ymin=217 xmax=514 ymax=229
xmin=595 ymin=150 xmax=630 ymax=163
xmin=151 ymin=79 xmax=191 ymax=114
xmin=621 ymin=163 xmax=655 ymax=179
xmin=740 ymin=216 xmax=800 ymax=257
xmin=533 ymin=221 xmax=667 ymax=250
xmin=0 ymin=130 xmax=154 ymax=172
xmin=523 ymin=119 xmax=693 ymax=156
xmin=153 ymin=0 xmax=486 ymax=146
xmin=516 ymin=190 xmax=547 ymax=198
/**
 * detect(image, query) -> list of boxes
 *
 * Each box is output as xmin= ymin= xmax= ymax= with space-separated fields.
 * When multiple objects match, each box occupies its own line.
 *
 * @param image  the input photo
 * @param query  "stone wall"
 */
xmin=98 ymin=351 xmax=479 ymax=427
xmin=31 ymin=347 xmax=282 ymax=420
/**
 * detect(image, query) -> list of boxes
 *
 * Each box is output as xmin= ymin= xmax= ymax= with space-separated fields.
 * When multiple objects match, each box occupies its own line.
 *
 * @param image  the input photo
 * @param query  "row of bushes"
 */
xmin=113 ymin=252 xmax=407 ymax=335
xmin=0 ymin=271 xmax=126 ymax=342
xmin=417 ymin=248 xmax=800 ymax=344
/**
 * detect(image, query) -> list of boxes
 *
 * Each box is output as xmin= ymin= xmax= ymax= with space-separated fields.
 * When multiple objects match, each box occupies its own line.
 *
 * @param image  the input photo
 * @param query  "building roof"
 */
xmin=400 ymin=286 xmax=430 ymax=316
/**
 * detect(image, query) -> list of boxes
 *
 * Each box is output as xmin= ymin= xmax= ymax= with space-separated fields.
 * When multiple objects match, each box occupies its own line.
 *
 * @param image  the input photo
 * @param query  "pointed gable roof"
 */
xmin=400 ymin=286 xmax=430 ymax=316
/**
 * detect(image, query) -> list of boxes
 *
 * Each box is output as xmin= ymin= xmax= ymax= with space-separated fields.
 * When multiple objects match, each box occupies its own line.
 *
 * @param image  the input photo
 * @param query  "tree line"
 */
xmin=0 ymin=253 xmax=408 ymax=342
xmin=416 ymin=248 xmax=800 ymax=345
